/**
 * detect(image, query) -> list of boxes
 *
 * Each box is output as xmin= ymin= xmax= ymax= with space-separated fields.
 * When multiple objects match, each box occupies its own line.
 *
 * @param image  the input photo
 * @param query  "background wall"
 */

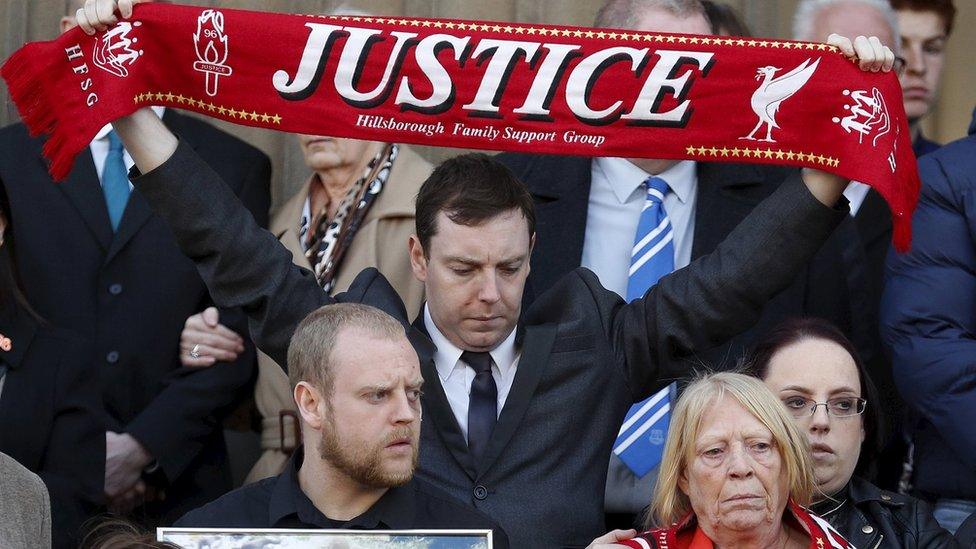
xmin=3 ymin=0 xmax=974 ymax=210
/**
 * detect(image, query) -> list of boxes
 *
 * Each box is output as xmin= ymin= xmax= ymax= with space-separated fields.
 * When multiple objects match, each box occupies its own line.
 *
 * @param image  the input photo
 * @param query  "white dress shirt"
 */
xmin=844 ymin=181 xmax=871 ymax=216
xmin=424 ymin=305 xmax=520 ymax=442
xmin=88 ymin=106 xmax=166 ymax=186
xmin=581 ymin=158 xmax=698 ymax=298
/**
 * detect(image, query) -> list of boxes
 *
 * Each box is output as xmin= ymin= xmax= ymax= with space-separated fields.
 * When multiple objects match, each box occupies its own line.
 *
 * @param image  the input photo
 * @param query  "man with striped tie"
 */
xmin=499 ymin=0 xmax=867 ymax=531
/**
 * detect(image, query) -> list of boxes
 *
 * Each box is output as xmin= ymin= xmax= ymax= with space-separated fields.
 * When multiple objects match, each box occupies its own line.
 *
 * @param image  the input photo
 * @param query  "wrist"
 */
xmin=123 ymin=433 xmax=153 ymax=468
xmin=801 ymin=168 xmax=847 ymax=208
xmin=112 ymin=108 xmax=178 ymax=173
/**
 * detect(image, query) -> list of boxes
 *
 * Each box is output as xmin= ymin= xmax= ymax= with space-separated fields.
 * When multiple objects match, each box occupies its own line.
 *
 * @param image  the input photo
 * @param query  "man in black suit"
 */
xmin=78 ymin=1 xmax=893 ymax=545
xmin=497 ymin=0 xmax=871 ymax=525
xmin=0 ymin=1 xmax=270 ymax=525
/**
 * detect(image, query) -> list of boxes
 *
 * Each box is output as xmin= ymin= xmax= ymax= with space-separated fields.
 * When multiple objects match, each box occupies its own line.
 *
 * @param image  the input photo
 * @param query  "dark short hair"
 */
xmin=740 ymin=317 xmax=884 ymax=476
xmin=890 ymin=0 xmax=957 ymax=35
xmin=702 ymin=0 xmax=753 ymax=36
xmin=414 ymin=153 xmax=535 ymax=254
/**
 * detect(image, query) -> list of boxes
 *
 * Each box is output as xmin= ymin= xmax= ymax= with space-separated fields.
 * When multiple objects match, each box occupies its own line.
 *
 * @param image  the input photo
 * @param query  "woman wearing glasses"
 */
xmin=744 ymin=317 xmax=956 ymax=549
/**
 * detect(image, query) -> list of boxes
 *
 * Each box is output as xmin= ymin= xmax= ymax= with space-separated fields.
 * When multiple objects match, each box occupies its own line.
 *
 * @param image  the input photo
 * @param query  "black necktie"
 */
xmin=462 ymin=350 xmax=497 ymax=460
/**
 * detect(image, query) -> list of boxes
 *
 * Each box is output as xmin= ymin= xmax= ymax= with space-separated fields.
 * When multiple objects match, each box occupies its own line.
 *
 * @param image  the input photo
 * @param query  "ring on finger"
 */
xmin=190 ymin=344 xmax=201 ymax=359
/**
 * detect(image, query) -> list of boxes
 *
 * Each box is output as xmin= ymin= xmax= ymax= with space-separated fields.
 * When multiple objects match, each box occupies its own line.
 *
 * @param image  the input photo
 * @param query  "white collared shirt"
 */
xmin=89 ymin=106 xmax=166 ymax=186
xmin=581 ymin=158 xmax=698 ymax=298
xmin=424 ymin=305 xmax=520 ymax=442
xmin=844 ymin=181 xmax=871 ymax=216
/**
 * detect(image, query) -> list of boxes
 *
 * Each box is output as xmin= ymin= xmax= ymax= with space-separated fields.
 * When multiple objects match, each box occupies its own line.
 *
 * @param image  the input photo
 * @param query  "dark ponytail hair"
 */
xmin=742 ymin=317 xmax=884 ymax=475
xmin=0 ymin=183 xmax=42 ymax=321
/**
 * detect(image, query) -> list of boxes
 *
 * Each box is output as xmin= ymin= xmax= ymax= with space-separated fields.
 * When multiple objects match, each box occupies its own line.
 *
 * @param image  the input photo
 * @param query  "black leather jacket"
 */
xmin=811 ymin=477 xmax=958 ymax=549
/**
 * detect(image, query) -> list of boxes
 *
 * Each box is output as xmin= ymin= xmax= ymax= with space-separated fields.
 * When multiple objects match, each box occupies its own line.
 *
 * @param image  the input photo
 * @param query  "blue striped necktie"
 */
xmin=102 ymin=130 xmax=131 ymax=232
xmin=614 ymin=176 xmax=675 ymax=477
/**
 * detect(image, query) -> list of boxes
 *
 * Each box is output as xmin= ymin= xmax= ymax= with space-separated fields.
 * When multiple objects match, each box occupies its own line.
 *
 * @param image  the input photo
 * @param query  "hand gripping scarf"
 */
xmin=1 ymin=3 xmax=919 ymax=249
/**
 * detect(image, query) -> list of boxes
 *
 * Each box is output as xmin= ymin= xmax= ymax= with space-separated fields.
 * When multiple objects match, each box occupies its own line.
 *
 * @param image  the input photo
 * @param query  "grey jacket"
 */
xmin=0 ymin=452 xmax=52 ymax=549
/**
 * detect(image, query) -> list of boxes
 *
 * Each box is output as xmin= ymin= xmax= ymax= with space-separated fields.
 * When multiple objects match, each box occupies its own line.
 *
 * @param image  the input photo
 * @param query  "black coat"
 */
xmin=0 ymin=112 xmax=270 ymax=523
xmin=127 ymin=141 xmax=844 ymax=548
xmin=813 ymin=476 xmax=958 ymax=549
xmin=854 ymin=187 xmax=906 ymax=488
xmin=881 ymin=129 xmax=976 ymax=501
xmin=0 ymin=302 xmax=104 ymax=549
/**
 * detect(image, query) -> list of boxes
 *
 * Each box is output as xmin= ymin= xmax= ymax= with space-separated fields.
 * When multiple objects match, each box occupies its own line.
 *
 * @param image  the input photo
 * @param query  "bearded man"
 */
xmin=174 ymin=303 xmax=508 ymax=546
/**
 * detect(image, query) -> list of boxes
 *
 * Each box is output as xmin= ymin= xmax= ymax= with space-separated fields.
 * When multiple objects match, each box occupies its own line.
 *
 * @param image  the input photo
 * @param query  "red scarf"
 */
xmin=1 ymin=3 xmax=919 ymax=249
xmin=619 ymin=500 xmax=856 ymax=549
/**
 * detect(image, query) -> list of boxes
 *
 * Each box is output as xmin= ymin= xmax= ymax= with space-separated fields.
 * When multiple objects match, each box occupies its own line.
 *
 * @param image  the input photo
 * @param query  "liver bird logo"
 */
xmin=741 ymin=58 xmax=821 ymax=143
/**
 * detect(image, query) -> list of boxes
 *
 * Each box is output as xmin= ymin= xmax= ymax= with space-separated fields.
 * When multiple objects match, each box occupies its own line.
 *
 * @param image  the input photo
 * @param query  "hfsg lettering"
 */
xmin=65 ymin=44 xmax=98 ymax=107
xmin=273 ymin=23 xmax=714 ymax=127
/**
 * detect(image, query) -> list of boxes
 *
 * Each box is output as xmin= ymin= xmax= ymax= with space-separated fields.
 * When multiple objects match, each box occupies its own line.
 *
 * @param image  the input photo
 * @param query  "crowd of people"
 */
xmin=0 ymin=0 xmax=973 ymax=547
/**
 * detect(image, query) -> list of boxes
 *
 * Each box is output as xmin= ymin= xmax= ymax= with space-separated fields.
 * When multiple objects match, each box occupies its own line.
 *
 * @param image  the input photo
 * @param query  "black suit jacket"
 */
xmin=0 ymin=303 xmax=103 ymax=549
xmin=0 ymin=112 xmax=270 ymax=523
xmin=853 ymin=189 xmax=897 ymax=393
xmin=499 ymin=153 xmax=865 ymax=366
xmin=128 ymin=142 xmax=845 ymax=547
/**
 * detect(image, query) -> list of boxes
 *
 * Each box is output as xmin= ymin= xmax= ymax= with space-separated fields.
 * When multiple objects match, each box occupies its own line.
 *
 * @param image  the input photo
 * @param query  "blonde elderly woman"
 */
xmin=590 ymin=373 xmax=856 ymax=549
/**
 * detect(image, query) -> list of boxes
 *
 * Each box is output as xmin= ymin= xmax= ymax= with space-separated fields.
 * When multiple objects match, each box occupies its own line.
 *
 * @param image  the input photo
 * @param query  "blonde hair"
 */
xmin=287 ymin=303 xmax=407 ymax=393
xmin=646 ymin=372 xmax=816 ymax=528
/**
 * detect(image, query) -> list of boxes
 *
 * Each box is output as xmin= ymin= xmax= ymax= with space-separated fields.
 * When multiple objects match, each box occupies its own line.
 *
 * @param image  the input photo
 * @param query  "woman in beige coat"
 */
xmin=179 ymin=135 xmax=429 ymax=482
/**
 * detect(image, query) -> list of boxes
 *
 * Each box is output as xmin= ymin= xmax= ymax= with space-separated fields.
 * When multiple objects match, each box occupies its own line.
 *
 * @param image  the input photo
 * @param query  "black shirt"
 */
xmin=176 ymin=448 xmax=509 ymax=547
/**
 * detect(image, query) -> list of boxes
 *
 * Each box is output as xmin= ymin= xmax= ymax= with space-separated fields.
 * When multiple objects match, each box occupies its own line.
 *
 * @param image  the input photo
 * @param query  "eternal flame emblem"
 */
xmin=741 ymin=58 xmax=821 ymax=143
xmin=193 ymin=10 xmax=233 ymax=96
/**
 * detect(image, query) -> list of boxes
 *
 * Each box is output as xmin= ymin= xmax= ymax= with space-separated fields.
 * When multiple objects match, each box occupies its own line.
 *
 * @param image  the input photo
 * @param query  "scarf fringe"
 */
xmin=892 ymin=215 xmax=912 ymax=253
xmin=1 ymin=42 xmax=84 ymax=180
xmin=886 ymin=162 xmax=920 ymax=253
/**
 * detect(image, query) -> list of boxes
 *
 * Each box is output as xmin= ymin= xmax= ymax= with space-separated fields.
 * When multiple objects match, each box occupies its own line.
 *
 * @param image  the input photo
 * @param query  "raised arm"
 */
xmin=613 ymin=170 xmax=847 ymax=399
xmin=611 ymin=32 xmax=890 ymax=399
xmin=112 ymin=108 xmax=328 ymax=366
xmin=111 ymin=107 xmax=177 ymax=173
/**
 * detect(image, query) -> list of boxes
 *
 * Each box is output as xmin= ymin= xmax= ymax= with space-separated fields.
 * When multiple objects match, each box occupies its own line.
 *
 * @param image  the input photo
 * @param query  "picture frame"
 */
xmin=156 ymin=527 xmax=494 ymax=548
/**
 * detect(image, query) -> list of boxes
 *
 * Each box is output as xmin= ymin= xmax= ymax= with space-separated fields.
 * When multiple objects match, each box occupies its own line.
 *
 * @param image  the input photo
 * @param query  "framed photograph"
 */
xmin=156 ymin=528 xmax=494 ymax=548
